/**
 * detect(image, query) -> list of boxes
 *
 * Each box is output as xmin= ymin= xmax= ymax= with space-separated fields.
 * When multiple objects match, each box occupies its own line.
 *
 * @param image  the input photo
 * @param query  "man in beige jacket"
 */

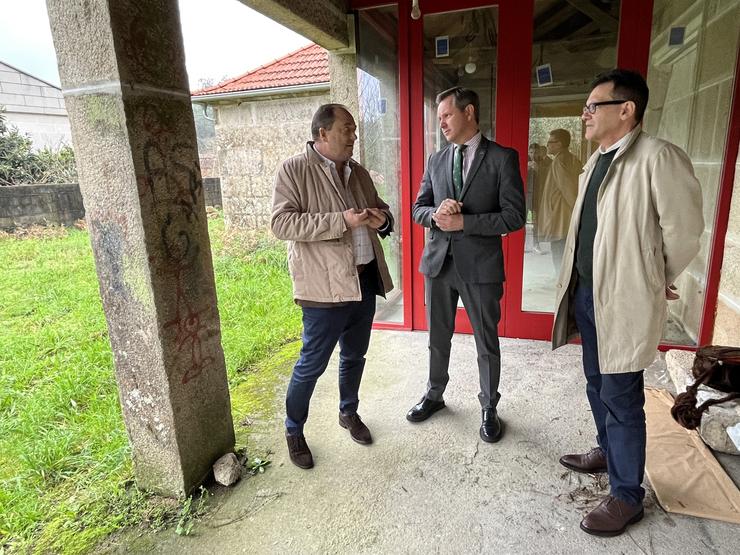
xmin=552 ymin=70 xmax=703 ymax=536
xmin=271 ymin=104 xmax=394 ymax=469
xmin=537 ymin=128 xmax=581 ymax=271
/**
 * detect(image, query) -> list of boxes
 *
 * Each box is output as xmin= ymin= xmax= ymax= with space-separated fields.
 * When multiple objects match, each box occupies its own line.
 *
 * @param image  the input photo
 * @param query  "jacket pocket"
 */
xmin=643 ymin=247 xmax=664 ymax=291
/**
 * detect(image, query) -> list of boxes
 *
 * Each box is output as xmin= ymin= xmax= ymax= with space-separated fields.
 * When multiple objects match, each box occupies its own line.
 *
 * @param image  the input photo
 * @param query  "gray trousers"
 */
xmin=425 ymin=256 xmax=504 ymax=409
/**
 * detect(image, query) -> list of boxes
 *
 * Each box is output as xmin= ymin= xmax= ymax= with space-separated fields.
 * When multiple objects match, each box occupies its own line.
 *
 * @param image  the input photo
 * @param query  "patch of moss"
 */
xmin=229 ymin=340 xmax=301 ymax=447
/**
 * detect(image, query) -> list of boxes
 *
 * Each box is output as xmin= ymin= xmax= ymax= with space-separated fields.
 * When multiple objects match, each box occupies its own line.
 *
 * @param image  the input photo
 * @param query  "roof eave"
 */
xmin=191 ymin=81 xmax=330 ymax=102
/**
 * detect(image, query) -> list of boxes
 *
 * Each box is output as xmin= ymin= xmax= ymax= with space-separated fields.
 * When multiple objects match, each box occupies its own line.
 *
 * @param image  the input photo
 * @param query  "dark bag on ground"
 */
xmin=671 ymin=345 xmax=740 ymax=430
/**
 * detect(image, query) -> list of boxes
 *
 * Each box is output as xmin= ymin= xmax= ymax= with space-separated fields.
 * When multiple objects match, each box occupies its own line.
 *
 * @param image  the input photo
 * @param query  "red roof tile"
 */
xmin=192 ymin=43 xmax=329 ymax=96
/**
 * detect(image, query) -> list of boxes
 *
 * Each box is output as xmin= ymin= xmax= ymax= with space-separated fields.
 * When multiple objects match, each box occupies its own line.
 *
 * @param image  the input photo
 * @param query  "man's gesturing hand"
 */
xmin=365 ymin=208 xmax=387 ymax=229
xmin=343 ymin=208 xmax=369 ymax=229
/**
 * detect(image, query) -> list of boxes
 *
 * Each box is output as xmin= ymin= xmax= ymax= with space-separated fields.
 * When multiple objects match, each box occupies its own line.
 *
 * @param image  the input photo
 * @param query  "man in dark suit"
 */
xmin=406 ymin=87 xmax=525 ymax=442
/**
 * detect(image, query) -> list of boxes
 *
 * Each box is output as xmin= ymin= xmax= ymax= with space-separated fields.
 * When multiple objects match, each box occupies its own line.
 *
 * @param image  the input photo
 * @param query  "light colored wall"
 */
xmin=713 ymin=145 xmax=740 ymax=345
xmin=0 ymin=62 xmax=72 ymax=150
xmin=213 ymin=90 xmax=330 ymax=229
xmin=644 ymin=0 xmax=740 ymax=343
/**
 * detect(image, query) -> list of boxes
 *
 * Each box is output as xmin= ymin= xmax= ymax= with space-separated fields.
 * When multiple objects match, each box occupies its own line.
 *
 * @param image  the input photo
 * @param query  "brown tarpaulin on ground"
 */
xmin=645 ymin=387 xmax=740 ymax=524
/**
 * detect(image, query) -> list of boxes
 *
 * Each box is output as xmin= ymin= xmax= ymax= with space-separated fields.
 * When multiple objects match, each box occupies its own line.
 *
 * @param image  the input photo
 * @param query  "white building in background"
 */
xmin=0 ymin=60 xmax=71 ymax=151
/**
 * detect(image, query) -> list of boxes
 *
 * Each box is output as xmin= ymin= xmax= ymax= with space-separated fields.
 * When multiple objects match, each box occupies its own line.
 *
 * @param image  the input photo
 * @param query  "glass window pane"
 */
xmin=645 ymin=0 xmax=740 ymax=345
xmin=356 ymin=6 xmax=403 ymax=323
xmin=422 ymin=7 xmax=499 ymax=309
xmin=521 ymin=0 xmax=621 ymax=313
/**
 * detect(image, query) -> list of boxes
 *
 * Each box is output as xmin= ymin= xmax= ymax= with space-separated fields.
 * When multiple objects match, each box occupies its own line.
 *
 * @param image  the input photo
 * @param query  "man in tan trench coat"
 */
xmin=552 ymin=69 xmax=703 ymax=536
xmin=537 ymin=128 xmax=581 ymax=271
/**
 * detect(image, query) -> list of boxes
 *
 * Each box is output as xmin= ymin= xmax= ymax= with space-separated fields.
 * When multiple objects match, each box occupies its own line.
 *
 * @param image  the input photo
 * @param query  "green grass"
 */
xmin=0 ymin=216 xmax=302 ymax=553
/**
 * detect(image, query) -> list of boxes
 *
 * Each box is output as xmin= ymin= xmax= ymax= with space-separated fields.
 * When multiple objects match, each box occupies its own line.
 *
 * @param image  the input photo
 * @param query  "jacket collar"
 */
xmin=305 ymin=141 xmax=358 ymax=170
xmin=461 ymin=136 xmax=489 ymax=200
xmin=584 ymin=125 xmax=643 ymax=172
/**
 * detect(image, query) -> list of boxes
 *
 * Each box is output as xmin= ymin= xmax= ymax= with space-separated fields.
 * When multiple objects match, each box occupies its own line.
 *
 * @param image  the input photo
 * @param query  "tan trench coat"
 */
xmin=552 ymin=126 xmax=703 ymax=374
xmin=536 ymin=150 xmax=582 ymax=242
xmin=271 ymin=143 xmax=394 ymax=303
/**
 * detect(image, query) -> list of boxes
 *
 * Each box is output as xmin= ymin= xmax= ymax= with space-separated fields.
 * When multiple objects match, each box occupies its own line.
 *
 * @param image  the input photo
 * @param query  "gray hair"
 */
xmin=311 ymin=103 xmax=350 ymax=140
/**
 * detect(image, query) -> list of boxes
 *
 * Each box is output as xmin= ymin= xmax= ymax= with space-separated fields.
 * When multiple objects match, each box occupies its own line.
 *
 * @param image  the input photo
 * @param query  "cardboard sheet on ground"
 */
xmin=645 ymin=387 xmax=740 ymax=524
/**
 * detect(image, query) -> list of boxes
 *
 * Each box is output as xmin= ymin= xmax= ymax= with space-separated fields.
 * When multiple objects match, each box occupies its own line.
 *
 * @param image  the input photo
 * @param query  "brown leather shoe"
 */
xmin=580 ymin=495 xmax=644 ymax=537
xmin=286 ymin=433 xmax=314 ymax=469
xmin=560 ymin=447 xmax=607 ymax=474
xmin=339 ymin=412 xmax=373 ymax=444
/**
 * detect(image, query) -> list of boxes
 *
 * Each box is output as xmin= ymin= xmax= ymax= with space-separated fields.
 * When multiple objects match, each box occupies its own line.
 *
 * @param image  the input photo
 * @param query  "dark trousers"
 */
xmin=574 ymin=286 xmax=646 ymax=506
xmin=285 ymin=268 xmax=377 ymax=436
xmin=425 ymin=256 xmax=503 ymax=409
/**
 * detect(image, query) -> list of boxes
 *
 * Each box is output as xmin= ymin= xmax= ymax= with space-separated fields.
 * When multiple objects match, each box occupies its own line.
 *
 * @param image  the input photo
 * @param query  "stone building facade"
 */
xmin=192 ymin=44 xmax=330 ymax=229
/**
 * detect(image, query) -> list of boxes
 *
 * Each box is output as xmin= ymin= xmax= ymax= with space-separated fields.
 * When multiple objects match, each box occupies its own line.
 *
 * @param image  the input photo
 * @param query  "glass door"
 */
xmin=410 ymin=0 xmax=532 ymax=334
xmin=410 ymin=2 xmax=502 ymax=333
xmin=520 ymin=0 xmax=622 ymax=316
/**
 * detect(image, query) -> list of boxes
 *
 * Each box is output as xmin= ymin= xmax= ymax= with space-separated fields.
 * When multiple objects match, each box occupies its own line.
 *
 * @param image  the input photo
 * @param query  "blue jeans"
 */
xmin=285 ymin=268 xmax=377 ymax=435
xmin=573 ymin=286 xmax=646 ymax=506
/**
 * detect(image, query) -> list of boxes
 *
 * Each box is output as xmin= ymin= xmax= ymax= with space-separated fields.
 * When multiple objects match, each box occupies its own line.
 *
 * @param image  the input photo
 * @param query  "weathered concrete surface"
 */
xmin=46 ymin=0 xmax=234 ymax=496
xmin=238 ymin=0 xmax=349 ymax=50
xmin=120 ymin=332 xmax=739 ymax=553
xmin=329 ymin=51 xmax=359 ymax=122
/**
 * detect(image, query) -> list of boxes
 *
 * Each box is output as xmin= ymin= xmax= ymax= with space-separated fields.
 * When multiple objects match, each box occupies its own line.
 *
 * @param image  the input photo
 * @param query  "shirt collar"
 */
xmin=598 ymin=130 xmax=631 ymax=154
xmin=311 ymin=143 xmax=353 ymax=170
xmin=311 ymin=143 xmax=353 ymax=186
xmin=456 ymin=131 xmax=482 ymax=149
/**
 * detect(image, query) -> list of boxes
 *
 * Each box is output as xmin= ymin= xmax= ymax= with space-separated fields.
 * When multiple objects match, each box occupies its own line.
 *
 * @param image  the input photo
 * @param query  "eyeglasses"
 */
xmin=583 ymin=100 xmax=628 ymax=114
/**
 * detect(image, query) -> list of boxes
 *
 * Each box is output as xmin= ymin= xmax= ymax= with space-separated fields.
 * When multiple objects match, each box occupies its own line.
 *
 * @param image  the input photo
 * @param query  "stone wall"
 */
xmin=203 ymin=177 xmax=222 ymax=208
xmin=214 ymin=90 xmax=330 ymax=229
xmin=0 ymin=179 xmax=223 ymax=230
xmin=0 ymin=183 xmax=84 ymax=229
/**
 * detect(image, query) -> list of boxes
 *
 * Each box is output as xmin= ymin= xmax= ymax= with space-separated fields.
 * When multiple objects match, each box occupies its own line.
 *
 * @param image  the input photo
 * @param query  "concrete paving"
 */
xmin=123 ymin=331 xmax=739 ymax=554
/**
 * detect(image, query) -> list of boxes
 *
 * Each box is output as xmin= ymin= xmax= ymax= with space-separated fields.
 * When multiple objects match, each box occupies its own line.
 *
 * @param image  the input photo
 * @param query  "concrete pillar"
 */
xmin=329 ymin=51 xmax=359 ymax=119
xmin=46 ymin=0 xmax=235 ymax=496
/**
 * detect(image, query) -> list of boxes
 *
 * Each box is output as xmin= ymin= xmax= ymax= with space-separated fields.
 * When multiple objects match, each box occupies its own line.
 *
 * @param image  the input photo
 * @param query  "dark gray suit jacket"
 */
xmin=413 ymin=136 xmax=526 ymax=283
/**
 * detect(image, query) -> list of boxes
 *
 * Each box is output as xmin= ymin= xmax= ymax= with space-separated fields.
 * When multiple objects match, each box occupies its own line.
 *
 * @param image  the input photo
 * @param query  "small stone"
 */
xmin=696 ymin=389 xmax=740 ymax=455
xmin=665 ymin=349 xmax=740 ymax=454
xmin=213 ymin=452 xmax=242 ymax=486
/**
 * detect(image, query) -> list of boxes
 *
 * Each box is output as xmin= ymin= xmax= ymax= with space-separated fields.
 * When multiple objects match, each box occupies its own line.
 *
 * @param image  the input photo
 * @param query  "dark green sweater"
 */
xmin=575 ymin=149 xmax=617 ymax=288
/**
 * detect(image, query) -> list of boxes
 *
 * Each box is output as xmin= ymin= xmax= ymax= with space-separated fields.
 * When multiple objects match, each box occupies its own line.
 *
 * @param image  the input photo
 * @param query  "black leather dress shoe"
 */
xmin=406 ymin=396 xmax=445 ymax=422
xmin=480 ymin=408 xmax=503 ymax=443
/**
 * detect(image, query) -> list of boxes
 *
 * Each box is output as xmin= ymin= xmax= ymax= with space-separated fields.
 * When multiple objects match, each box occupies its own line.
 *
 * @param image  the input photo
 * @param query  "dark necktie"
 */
xmin=453 ymin=144 xmax=467 ymax=200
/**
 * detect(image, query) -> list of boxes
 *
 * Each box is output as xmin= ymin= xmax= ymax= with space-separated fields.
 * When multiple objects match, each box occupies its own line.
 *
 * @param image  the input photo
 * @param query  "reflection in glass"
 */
xmin=422 ymin=7 xmax=499 ymax=309
xmin=521 ymin=0 xmax=620 ymax=313
xmin=645 ymin=0 xmax=740 ymax=344
xmin=356 ymin=6 xmax=403 ymax=323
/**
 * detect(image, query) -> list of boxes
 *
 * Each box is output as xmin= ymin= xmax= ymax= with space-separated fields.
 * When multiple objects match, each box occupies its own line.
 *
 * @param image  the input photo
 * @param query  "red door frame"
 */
xmin=502 ymin=0 xmax=654 ymax=341
xmin=406 ymin=0 xmax=532 ymax=334
xmin=354 ymin=0 xmax=738 ymax=348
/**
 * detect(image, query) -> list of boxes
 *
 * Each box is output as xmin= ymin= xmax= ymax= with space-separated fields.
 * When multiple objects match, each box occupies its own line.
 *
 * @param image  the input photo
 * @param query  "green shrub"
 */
xmin=0 ymin=106 xmax=78 ymax=186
